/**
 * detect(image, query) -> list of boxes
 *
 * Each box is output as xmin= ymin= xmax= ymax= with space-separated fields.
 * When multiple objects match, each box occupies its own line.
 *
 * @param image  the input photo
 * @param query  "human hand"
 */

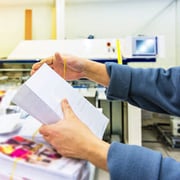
xmin=39 ymin=99 xmax=110 ymax=170
xmin=39 ymin=99 xmax=99 ymax=159
xmin=31 ymin=52 xmax=110 ymax=87
xmin=31 ymin=52 xmax=87 ymax=81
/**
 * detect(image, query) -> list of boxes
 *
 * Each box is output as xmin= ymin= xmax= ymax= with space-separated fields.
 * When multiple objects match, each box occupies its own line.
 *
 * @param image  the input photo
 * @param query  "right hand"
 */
xmin=39 ymin=99 xmax=109 ymax=171
xmin=39 ymin=99 xmax=98 ymax=159
xmin=31 ymin=52 xmax=88 ymax=81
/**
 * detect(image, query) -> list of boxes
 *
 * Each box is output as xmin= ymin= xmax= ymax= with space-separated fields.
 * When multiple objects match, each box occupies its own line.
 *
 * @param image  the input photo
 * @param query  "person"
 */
xmin=31 ymin=52 xmax=180 ymax=180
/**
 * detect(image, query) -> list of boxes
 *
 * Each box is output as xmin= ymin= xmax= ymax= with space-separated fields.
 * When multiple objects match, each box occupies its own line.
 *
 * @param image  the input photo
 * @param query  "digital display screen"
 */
xmin=132 ymin=36 xmax=158 ymax=56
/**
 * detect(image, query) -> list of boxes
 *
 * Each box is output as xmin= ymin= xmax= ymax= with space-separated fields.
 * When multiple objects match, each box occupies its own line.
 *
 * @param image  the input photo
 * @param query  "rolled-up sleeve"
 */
xmin=105 ymin=63 xmax=180 ymax=116
xmin=105 ymin=63 xmax=131 ymax=100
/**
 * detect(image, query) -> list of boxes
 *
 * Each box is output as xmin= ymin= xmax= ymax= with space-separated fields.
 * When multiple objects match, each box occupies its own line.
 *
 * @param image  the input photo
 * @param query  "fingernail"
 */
xmin=63 ymin=99 xmax=68 ymax=105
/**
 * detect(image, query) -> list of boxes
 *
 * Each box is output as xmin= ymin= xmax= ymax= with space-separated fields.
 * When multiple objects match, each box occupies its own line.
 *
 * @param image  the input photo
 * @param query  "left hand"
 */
xmin=31 ymin=52 xmax=86 ymax=81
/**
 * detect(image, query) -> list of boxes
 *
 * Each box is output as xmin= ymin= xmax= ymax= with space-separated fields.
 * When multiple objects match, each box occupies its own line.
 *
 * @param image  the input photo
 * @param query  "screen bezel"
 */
xmin=132 ymin=36 xmax=158 ymax=56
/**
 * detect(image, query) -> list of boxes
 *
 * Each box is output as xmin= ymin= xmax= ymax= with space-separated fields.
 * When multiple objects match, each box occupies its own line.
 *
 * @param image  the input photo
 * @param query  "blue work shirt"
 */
xmin=105 ymin=63 xmax=180 ymax=180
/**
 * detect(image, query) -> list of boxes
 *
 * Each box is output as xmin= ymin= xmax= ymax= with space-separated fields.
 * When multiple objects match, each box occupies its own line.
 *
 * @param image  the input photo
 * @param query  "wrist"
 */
xmin=83 ymin=59 xmax=96 ymax=78
xmin=84 ymin=60 xmax=110 ymax=87
xmin=84 ymin=137 xmax=110 ymax=171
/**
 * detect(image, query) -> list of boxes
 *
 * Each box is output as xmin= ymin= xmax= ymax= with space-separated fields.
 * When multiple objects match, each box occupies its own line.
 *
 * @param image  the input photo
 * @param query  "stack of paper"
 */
xmin=12 ymin=63 xmax=109 ymax=138
xmin=0 ymin=114 xmax=89 ymax=180
xmin=0 ymin=135 xmax=89 ymax=180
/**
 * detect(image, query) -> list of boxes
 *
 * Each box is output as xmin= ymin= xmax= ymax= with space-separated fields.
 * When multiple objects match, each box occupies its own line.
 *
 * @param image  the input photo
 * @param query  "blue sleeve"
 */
xmin=108 ymin=142 xmax=180 ymax=180
xmin=105 ymin=63 xmax=180 ymax=116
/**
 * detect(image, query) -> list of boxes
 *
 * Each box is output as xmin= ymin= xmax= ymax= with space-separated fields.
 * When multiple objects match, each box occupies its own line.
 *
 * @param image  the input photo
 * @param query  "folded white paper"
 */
xmin=12 ymin=63 xmax=109 ymax=138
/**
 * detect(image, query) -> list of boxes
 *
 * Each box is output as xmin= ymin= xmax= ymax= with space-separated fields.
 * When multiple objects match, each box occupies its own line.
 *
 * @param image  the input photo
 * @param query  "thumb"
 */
xmin=61 ymin=99 xmax=76 ymax=120
xmin=55 ymin=52 xmax=63 ymax=63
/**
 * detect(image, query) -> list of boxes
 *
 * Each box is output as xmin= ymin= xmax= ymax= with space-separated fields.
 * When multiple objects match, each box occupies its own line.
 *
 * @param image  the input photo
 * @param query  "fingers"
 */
xmin=31 ymin=52 xmax=69 ymax=77
xmin=39 ymin=99 xmax=72 ymax=136
xmin=61 ymin=99 xmax=76 ymax=121
xmin=31 ymin=62 xmax=40 ymax=75
xmin=39 ymin=125 xmax=49 ymax=136
xmin=41 ymin=56 xmax=54 ymax=65
xmin=31 ymin=55 xmax=54 ymax=75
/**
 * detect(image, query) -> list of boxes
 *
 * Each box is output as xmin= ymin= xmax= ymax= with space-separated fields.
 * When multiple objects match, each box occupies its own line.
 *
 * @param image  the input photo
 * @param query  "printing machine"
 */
xmin=0 ymin=36 xmax=164 ymax=145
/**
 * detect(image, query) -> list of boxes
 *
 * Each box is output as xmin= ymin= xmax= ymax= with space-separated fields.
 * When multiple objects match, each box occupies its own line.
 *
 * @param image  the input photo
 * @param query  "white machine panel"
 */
xmin=8 ymin=39 xmax=121 ymax=60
